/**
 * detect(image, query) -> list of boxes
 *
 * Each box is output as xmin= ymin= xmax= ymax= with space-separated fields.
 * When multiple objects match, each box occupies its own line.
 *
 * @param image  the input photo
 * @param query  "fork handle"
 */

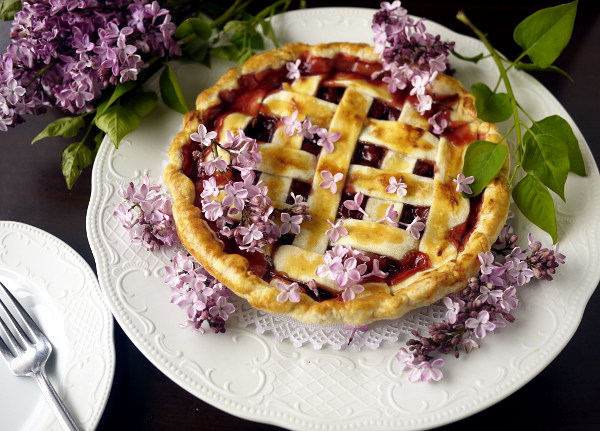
xmin=33 ymin=368 xmax=82 ymax=431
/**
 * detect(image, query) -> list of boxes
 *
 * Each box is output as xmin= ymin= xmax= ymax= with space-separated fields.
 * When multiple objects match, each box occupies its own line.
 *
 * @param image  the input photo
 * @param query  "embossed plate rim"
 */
xmin=86 ymin=7 xmax=600 ymax=431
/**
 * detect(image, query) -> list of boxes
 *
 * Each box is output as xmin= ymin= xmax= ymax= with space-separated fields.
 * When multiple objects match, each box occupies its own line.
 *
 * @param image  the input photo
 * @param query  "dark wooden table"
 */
xmin=1 ymin=1 xmax=599 ymax=430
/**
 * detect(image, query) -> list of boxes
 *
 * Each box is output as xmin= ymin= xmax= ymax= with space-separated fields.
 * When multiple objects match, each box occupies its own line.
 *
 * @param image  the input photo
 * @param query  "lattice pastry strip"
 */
xmin=292 ymin=87 xmax=373 ymax=254
xmin=347 ymin=165 xmax=434 ymax=206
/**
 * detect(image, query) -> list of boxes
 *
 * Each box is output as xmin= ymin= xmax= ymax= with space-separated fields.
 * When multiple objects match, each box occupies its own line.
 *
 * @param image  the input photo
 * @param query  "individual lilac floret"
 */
xmin=282 ymin=110 xmax=302 ymax=136
xmin=319 ymin=170 xmax=344 ymax=194
xmin=397 ymin=348 xmax=445 ymax=383
xmin=286 ymin=59 xmax=301 ymax=80
xmin=465 ymin=310 xmax=501 ymax=339
xmin=191 ymin=124 xmax=218 ymax=147
xmin=342 ymin=192 xmax=368 ymax=218
xmin=400 ymin=216 xmax=425 ymax=239
xmin=428 ymin=111 xmax=449 ymax=135
xmin=325 ymin=219 xmax=348 ymax=242
xmin=298 ymin=118 xmax=319 ymax=139
xmin=316 ymin=128 xmax=341 ymax=153
xmin=113 ymin=174 xmax=178 ymax=251
xmin=399 ymin=224 xmax=565 ymax=383
xmin=164 ymin=252 xmax=236 ymax=334
xmin=376 ymin=204 xmax=399 ymax=227
xmin=385 ymin=176 xmax=407 ymax=198
xmin=452 ymin=173 xmax=475 ymax=194
xmin=276 ymin=281 xmax=301 ymax=303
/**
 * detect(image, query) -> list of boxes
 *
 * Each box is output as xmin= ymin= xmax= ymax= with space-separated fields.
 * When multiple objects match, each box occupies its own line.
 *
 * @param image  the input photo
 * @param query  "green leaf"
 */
xmin=514 ymin=62 xmax=573 ymax=81
xmin=452 ymin=50 xmax=485 ymax=63
xmin=96 ymin=81 xmax=137 ymax=117
xmin=61 ymin=141 xmax=93 ymax=190
xmin=127 ymin=91 xmax=158 ymax=119
xmin=249 ymin=32 xmax=264 ymax=51
xmin=512 ymin=174 xmax=558 ymax=243
xmin=470 ymin=83 xmax=512 ymax=123
xmin=95 ymin=105 xmax=141 ymax=148
xmin=182 ymin=37 xmax=210 ymax=63
xmin=32 ymin=115 xmax=86 ymax=144
xmin=513 ymin=0 xmax=578 ymax=69
xmin=95 ymin=92 xmax=157 ymax=147
xmin=462 ymin=140 xmax=508 ymax=197
xmin=260 ymin=19 xmax=278 ymax=46
xmin=530 ymin=115 xmax=586 ymax=176
xmin=174 ymin=17 xmax=212 ymax=41
xmin=93 ymin=130 xmax=105 ymax=155
xmin=0 ymin=0 xmax=21 ymax=20
xmin=522 ymin=132 xmax=570 ymax=201
xmin=160 ymin=63 xmax=189 ymax=115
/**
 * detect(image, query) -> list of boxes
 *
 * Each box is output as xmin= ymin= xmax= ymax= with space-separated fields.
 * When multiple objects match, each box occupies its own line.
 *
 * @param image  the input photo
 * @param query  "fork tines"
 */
xmin=0 ymin=281 xmax=41 ymax=356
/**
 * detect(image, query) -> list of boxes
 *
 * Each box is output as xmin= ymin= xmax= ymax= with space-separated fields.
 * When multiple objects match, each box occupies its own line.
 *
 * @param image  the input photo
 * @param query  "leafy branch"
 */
xmin=25 ymin=0 xmax=295 ymax=189
xmin=457 ymin=1 xmax=586 ymax=243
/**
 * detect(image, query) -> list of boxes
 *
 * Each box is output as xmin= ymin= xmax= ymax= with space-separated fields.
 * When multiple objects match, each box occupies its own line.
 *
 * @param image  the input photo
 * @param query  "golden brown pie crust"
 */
xmin=165 ymin=42 xmax=510 ymax=325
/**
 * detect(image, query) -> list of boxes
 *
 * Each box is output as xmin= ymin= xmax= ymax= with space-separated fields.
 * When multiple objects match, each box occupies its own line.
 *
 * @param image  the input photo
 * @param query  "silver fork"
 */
xmin=0 ymin=281 xmax=81 ymax=431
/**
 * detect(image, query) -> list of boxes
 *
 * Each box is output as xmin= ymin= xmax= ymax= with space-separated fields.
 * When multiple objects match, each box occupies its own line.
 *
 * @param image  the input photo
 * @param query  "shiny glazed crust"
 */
xmin=165 ymin=42 xmax=510 ymax=325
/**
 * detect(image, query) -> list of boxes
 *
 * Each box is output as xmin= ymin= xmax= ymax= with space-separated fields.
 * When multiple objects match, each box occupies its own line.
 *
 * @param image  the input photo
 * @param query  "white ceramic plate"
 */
xmin=0 ymin=221 xmax=114 ymax=431
xmin=86 ymin=8 xmax=600 ymax=431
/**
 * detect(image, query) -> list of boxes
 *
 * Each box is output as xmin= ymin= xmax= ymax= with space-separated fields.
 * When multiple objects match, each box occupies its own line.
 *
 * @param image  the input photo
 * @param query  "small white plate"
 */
xmin=0 ymin=221 xmax=114 ymax=431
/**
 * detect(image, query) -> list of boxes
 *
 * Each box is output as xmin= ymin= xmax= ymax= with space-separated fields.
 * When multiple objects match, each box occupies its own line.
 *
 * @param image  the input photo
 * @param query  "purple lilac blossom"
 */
xmin=400 ymin=224 xmax=565 ymax=383
xmin=319 ymin=170 xmax=344 ymax=194
xmin=0 ymin=0 xmax=180 ymax=128
xmin=385 ymin=176 xmax=407 ymax=197
xmin=371 ymin=1 xmax=454 ymax=116
xmin=325 ymin=219 xmax=348 ymax=243
xmin=113 ymin=174 xmax=178 ymax=251
xmin=194 ymin=126 xmax=311 ymax=254
xmin=164 ymin=252 xmax=236 ymax=334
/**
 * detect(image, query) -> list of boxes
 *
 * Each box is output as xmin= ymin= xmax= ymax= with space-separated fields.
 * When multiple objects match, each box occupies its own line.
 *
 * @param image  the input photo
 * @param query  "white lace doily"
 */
xmin=233 ymin=296 xmax=446 ymax=351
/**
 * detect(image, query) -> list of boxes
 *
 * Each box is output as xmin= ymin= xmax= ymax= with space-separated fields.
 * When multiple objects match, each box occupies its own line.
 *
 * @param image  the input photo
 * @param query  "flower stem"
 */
xmin=25 ymin=62 xmax=57 ymax=87
xmin=456 ymin=11 xmax=523 ymax=184
xmin=211 ymin=0 xmax=251 ymax=29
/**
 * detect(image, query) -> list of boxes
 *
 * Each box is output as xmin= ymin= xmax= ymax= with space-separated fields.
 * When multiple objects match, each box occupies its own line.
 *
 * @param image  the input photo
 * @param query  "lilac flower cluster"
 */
xmin=194 ymin=125 xmax=312 ymax=254
xmin=396 ymin=225 xmax=565 ymax=382
xmin=165 ymin=252 xmax=236 ymax=334
xmin=315 ymin=245 xmax=387 ymax=302
xmin=371 ymin=1 xmax=454 ymax=115
xmin=113 ymin=174 xmax=178 ymax=251
xmin=0 ymin=0 xmax=179 ymax=130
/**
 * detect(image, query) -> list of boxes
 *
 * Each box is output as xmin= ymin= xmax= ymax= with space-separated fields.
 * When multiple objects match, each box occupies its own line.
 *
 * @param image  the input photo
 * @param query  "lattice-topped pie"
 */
xmin=165 ymin=42 xmax=509 ymax=325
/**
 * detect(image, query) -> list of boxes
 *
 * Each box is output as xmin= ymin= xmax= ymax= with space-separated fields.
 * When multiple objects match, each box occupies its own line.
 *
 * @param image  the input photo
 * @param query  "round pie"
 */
xmin=165 ymin=42 xmax=509 ymax=326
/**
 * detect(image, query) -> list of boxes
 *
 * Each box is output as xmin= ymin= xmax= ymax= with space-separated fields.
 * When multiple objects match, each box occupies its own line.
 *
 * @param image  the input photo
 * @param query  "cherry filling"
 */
xmin=381 ymin=250 xmax=430 ymax=285
xmin=412 ymin=160 xmax=435 ymax=178
xmin=286 ymin=179 xmax=311 ymax=204
xmin=301 ymin=135 xmax=322 ymax=156
xmin=443 ymin=122 xmax=477 ymax=147
xmin=351 ymin=142 xmax=387 ymax=168
xmin=338 ymin=191 xmax=369 ymax=220
xmin=448 ymin=194 xmax=483 ymax=251
xmin=399 ymin=204 xmax=430 ymax=225
xmin=244 ymin=115 xmax=278 ymax=143
xmin=317 ymin=86 xmax=345 ymax=104
xmin=368 ymin=99 xmax=401 ymax=121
